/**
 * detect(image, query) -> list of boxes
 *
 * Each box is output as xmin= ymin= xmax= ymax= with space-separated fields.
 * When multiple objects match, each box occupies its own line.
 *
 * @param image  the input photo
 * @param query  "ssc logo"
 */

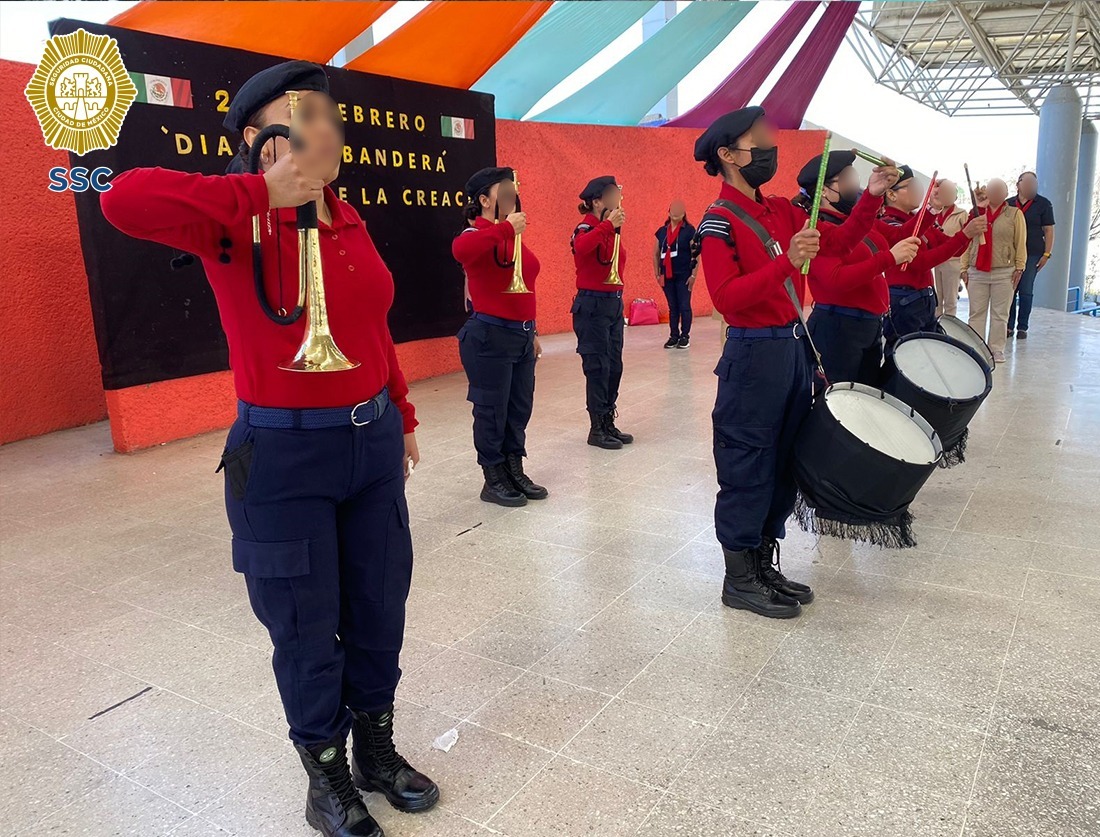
xmin=23 ymin=28 xmax=137 ymax=155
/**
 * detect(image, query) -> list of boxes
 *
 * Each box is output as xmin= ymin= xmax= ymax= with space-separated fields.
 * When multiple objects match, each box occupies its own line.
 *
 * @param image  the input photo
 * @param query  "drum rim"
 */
xmin=822 ymin=381 xmax=945 ymax=460
xmin=889 ymin=332 xmax=994 ymax=403
xmin=938 ymin=314 xmax=996 ymax=369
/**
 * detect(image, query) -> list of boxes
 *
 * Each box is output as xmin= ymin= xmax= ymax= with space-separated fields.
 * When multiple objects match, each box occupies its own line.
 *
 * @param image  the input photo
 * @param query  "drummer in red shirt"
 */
xmin=878 ymin=166 xmax=986 ymax=344
xmin=101 ymin=61 xmax=436 ymax=837
xmin=453 ymin=167 xmax=547 ymax=507
xmin=793 ymin=151 xmax=920 ymax=386
xmin=571 ymin=176 xmax=634 ymax=450
xmin=694 ymin=107 xmax=899 ymax=620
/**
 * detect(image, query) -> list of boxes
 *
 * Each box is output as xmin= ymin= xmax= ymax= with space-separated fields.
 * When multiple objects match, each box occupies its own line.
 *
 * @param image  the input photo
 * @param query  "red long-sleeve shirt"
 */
xmin=804 ymin=208 xmax=895 ymax=315
xmin=452 ymin=217 xmax=539 ymax=321
xmin=572 ymin=214 xmax=627 ymax=291
xmin=100 ymin=167 xmax=417 ymax=432
xmin=878 ymin=206 xmax=968 ymax=290
xmin=699 ymin=182 xmax=881 ymax=328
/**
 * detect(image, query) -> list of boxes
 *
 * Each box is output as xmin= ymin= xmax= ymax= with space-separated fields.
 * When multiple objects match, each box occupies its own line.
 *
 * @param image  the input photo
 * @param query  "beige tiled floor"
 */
xmin=2 ymin=304 xmax=1099 ymax=837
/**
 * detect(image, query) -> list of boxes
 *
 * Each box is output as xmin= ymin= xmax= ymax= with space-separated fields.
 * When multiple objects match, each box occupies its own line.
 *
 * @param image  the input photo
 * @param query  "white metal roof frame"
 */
xmin=846 ymin=0 xmax=1100 ymax=118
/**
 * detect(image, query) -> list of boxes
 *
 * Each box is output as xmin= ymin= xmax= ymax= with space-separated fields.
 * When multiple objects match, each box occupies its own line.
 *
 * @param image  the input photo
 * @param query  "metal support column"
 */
xmin=1068 ymin=121 xmax=1097 ymax=297
xmin=1034 ymin=84 xmax=1083 ymax=311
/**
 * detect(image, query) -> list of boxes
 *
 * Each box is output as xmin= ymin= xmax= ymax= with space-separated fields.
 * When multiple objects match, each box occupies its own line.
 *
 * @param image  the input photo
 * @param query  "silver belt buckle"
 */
xmin=350 ymin=400 xmax=375 ymax=427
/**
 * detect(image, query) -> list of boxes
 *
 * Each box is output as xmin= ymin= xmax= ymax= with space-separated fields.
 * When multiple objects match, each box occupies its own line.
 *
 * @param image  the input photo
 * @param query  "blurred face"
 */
xmin=592 ymin=183 xmax=622 ymax=216
xmin=933 ymin=179 xmax=957 ymax=208
xmin=669 ymin=200 xmax=686 ymax=221
xmin=987 ymin=178 xmax=1009 ymax=206
xmin=822 ymin=166 xmax=860 ymax=208
xmin=479 ymin=179 xmax=517 ymax=217
xmin=245 ymin=90 xmax=345 ymax=183
xmin=1017 ymin=172 xmax=1038 ymax=199
xmin=888 ymin=177 xmax=921 ymax=212
xmin=716 ymin=120 xmax=776 ymax=173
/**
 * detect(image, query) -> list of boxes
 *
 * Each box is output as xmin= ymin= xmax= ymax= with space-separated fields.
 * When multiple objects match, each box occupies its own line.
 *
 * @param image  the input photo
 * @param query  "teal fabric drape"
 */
xmin=474 ymin=1 xmax=658 ymax=120
xmin=532 ymin=1 xmax=755 ymax=126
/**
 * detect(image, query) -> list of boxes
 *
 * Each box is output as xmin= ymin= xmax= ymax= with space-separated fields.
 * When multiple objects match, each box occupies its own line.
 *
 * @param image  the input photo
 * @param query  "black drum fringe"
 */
xmin=794 ymin=493 xmax=917 ymax=549
xmin=938 ymin=427 xmax=969 ymax=469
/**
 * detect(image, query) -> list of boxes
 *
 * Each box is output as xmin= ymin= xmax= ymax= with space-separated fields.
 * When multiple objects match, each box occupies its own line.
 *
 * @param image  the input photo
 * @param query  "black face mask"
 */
xmin=731 ymin=145 xmax=778 ymax=189
xmin=832 ymin=186 xmax=863 ymax=216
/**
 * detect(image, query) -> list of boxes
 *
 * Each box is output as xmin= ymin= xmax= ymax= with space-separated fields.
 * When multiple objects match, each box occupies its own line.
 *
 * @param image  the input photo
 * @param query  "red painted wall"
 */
xmin=2 ymin=57 xmax=824 ymax=451
xmin=1 ymin=60 xmax=107 ymax=444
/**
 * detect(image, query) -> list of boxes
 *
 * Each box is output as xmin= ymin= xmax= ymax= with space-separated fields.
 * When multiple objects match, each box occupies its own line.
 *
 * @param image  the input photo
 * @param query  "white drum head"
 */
xmin=939 ymin=315 xmax=994 ymax=368
xmin=825 ymin=386 xmax=938 ymax=464
xmin=894 ymin=337 xmax=988 ymax=400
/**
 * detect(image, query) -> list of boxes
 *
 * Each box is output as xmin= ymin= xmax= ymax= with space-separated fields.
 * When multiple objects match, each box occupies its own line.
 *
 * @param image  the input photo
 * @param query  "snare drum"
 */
xmin=938 ymin=314 xmax=995 ymax=371
xmin=883 ymin=332 xmax=992 ymax=467
xmin=794 ymin=383 xmax=943 ymax=549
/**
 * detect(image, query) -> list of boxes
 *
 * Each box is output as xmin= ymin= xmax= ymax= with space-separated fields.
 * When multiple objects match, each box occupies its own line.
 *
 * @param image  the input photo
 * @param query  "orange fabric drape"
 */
xmin=108 ymin=1 xmax=395 ymax=64
xmin=348 ymin=1 xmax=550 ymax=88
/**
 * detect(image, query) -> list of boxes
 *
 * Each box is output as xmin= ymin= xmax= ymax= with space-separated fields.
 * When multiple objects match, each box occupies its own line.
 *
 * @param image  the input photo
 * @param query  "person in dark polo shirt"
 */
xmin=1007 ymin=171 xmax=1055 ymax=339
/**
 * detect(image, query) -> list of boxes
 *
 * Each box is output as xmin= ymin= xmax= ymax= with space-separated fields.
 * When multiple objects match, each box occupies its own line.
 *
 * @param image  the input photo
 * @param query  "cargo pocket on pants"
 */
xmin=346 ymin=498 xmax=413 ymax=605
xmin=713 ymin=424 xmax=776 ymax=492
xmin=217 ymin=440 xmax=254 ymax=501
xmin=232 ymin=538 xmax=311 ymax=641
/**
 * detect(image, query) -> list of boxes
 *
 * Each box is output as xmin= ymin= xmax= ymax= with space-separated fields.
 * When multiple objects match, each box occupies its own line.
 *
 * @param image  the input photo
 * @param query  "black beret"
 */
xmin=464 ymin=167 xmax=514 ymax=201
xmin=693 ymin=106 xmax=766 ymax=167
xmin=223 ymin=60 xmax=329 ymax=133
xmin=580 ymin=175 xmax=617 ymax=202
xmin=892 ymin=164 xmax=915 ymax=188
xmin=797 ymin=150 xmax=856 ymax=191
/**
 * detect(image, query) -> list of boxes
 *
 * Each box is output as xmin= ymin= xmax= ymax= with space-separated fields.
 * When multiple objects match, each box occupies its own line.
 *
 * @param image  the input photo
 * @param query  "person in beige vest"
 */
xmin=959 ymin=179 xmax=1027 ymax=362
xmin=930 ymin=179 xmax=969 ymax=318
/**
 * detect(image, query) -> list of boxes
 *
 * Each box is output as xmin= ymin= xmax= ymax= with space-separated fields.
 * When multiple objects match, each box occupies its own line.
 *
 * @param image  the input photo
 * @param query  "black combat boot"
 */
xmin=587 ymin=412 xmax=623 ymax=450
xmin=351 ymin=706 xmax=440 ymax=813
xmin=296 ymin=738 xmax=383 ymax=837
xmin=722 ymin=548 xmax=801 ymax=619
xmin=755 ymin=536 xmax=814 ymax=604
xmin=503 ymin=453 xmax=549 ymax=500
xmin=604 ymin=411 xmax=634 ymax=444
xmin=481 ymin=464 xmax=527 ymax=507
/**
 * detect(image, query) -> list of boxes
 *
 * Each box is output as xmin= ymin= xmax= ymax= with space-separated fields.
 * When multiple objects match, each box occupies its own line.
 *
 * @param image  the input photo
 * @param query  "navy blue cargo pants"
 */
xmin=712 ymin=325 xmax=812 ymax=551
xmin=571 ymin=290 xmax=625 ymax=415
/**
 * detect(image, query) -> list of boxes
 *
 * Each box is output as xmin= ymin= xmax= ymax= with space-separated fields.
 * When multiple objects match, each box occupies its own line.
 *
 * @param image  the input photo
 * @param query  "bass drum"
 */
xmin=884 ymin=332 xmax=992 ymax=468
xmin=794 ymin=382 xmax=942 ymax=549
xmin=938 ymin=314 xmax=995 ymax=372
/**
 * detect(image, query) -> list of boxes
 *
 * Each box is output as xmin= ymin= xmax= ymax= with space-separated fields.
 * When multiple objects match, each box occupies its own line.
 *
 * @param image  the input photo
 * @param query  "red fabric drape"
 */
xmin=760 ymin=2 xmax=860 ymax=129
xmin=348 ymin=1 xmax=551 ymax=88
xmin=664 ymin=3 xmax=818 ymax=129
xmin=108 ymin=2 xmax=394 ymax=63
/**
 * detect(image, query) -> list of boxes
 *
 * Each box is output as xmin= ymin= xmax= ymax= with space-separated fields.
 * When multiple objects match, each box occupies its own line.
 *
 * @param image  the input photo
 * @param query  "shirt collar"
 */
xmin=718 ymin=180 xmax=767 ymax=218
xmin=883 ymin=206 xmax=911 ymax=222
xmin=275 ymin=186 xmax=358 ymax=229
xmin=472 ymin=216 xmax=496 ymax=230
xmin=583 ymin=212 xmax=602 ymax=226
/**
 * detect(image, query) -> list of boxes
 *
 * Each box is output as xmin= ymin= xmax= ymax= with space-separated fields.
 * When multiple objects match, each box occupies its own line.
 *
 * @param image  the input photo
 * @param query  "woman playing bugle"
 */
xmin=453 ymin=167 xmax=547 ymax=506
xmin=101 ymin=61 xmax=437 ymax=837
xmin=571 ymin=175 xmax=633 ymax=449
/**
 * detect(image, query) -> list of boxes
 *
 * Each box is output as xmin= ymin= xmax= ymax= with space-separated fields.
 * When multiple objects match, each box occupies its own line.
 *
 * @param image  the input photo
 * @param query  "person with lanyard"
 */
xmin=652 ymin=200 xmax=698 ymax=348
xmin=879 ymin=166 xmax=986 ymax=346
xmin=792 ymin=150 xmax=921 ymax=386
xmin=693 ymin=107 xmax=898 ymax=619
xmin=452 ymin=167 xmax=547 ymax=507
xmin=571 ymin=175 xmax=634 ymax=450
xmin=930 ymin=178 xmax=970 ymax=318
xmin=1007 ymin=171 xmax=1056 ymax=339
xmin=960 ymin=178 xmax=1028 ymax=363
xmin=100 ymin=61 xmax=437 ymax=837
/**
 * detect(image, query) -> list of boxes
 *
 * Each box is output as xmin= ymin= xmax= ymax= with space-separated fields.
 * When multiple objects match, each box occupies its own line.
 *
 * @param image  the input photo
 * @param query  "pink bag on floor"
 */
xmin=628 ymin=298 xmax=659 ymax=326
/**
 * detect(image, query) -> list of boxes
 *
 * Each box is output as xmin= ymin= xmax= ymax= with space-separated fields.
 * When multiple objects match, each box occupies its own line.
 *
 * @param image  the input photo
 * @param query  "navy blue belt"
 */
xmin=238 ymin=388 xmax=390 ymax=430
xmin=726 ymin=321 xmax=805 ymax=340
xmin=814 ymin=304 xmax=883 ymax=321
xmin=472 ymin=312 xmax=535 ymax=331
xmin=576 ymin=289 xmax=623 ymax=299
xmin=889 ymin=285 xmax=933 ymax=296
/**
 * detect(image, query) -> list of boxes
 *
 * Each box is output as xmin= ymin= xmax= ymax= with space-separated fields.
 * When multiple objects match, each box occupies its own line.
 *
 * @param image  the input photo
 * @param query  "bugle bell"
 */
xmin=248 ymin=91 xmax=358 ymax=372
xmin=504 ymin=171 xmax=531 ymax=294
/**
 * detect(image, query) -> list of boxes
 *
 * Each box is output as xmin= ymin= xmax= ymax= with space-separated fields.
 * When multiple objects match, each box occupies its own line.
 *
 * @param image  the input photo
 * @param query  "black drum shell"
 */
xmin=794 ymin=384 xmax=941 ymax=526
xmin=883 ymin=333 xmax=992 ymax=452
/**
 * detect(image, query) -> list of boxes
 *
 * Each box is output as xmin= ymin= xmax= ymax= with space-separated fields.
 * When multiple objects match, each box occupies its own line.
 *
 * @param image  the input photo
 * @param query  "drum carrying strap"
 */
xmin=818 ymin=211 xmax=878 ymax=254
xmin=708 ymin=199 xmax=830 ymax=385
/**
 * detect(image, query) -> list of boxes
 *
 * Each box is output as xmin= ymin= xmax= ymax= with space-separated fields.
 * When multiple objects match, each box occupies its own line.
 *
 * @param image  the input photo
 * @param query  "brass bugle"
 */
xmin=604 ymin=182 xmax=624 ymax=286
xmin=248 ymin=91 xmax=358 ymax=372
xmin=504 ymin=170 xmax=531 ymax=294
